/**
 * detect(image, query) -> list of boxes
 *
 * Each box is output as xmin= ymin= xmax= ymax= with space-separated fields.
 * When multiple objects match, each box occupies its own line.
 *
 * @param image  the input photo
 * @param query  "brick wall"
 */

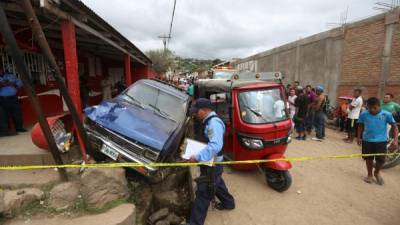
xmin=340 ymin=19 xmax=385 ymax=84
xmin=338 ymin=14 xmax=400 ymax=101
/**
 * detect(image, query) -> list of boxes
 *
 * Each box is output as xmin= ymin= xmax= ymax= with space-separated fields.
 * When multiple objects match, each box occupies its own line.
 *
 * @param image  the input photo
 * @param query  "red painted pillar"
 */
xmin=61 ymin=20 xmax=81 ymax=112
xmin=124 ymin=54 xmax=132 ymax=86
xmin=61 ymin=20 xmax=87 ymax=161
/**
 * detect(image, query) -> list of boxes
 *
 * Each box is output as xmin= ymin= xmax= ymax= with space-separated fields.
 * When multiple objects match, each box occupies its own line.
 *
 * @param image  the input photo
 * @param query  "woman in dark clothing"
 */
xmin=294 ymin=87 xmax=309 ymax=140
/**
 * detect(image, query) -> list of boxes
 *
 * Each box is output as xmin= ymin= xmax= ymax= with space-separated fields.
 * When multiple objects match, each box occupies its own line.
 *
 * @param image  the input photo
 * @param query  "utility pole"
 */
xmin=158 ymin=34 xmax=170 ymax=52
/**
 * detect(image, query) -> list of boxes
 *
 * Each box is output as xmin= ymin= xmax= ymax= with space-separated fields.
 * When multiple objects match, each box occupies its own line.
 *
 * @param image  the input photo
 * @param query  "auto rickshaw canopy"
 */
xmin=195 ymin=71 xmax=283 ymax=97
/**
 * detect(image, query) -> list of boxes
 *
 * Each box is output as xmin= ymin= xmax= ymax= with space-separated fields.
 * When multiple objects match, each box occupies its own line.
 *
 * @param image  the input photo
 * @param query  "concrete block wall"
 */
xmin=234 ymin=28 xmax=344 ymax=103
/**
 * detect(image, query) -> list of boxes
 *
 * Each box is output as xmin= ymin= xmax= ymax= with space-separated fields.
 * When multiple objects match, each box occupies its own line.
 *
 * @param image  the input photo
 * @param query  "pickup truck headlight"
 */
xmin=144 ymin=150 xmax=159 ymax=161
xmin=240 ymin=136 xmax=264 ymax=150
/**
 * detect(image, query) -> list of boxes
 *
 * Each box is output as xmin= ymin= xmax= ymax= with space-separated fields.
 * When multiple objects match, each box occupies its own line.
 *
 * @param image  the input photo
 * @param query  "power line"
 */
xmin=158 ymin=0 xmax=177 ymax=51
xmin=167 ymin=0 xmax=177 ymax=48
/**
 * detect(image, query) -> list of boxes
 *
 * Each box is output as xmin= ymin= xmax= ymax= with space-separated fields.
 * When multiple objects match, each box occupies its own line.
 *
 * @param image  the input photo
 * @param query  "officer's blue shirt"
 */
xmin=196 ymin=112 xmax=225 ymax=162
xmin=0 ymin=73 xmax=23 ymax=97
xmin=358 ymin=110 xmax=396 ymax=142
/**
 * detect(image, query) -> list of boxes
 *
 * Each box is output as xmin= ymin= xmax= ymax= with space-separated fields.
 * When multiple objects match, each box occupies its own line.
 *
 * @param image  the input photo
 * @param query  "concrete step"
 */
xmin=0 ymin=169 xmax=61 ymax=189
xmin=0 ymin=129 xmax=55 ymax=167
xmin=5 ymin=203 xmax=136 ymax=225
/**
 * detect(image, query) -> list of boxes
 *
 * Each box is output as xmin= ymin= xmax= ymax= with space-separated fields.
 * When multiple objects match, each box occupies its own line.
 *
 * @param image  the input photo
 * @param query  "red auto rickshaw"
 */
xmin=194 ymin=71 xmax=292 ymax=192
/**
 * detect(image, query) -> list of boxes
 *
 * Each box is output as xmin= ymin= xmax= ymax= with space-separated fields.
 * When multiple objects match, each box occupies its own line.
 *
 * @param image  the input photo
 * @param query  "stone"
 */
xmin=153 ymin=191 xmax=182 ymax=212
xmin=155 ymin=220 xmax=170 ymax=225
xmin=166 ymin=213 xmax=183 ymax=225
xmin=49 ymin=182 xmax=80 ymax=211
xmin=3 ymin=188 xmax=44 ymax=217
xmin=80 ymin=168 xmax=129 ymax=209
xmin=148 ymin=208 xmax=169 ymax=224
xmin=152 ymin=168 xmax=189 ymax=192
xmin=134 ymin=183 xmax=153 ymax=225
xmin=0 ymin=190 xmax=5 ymax=213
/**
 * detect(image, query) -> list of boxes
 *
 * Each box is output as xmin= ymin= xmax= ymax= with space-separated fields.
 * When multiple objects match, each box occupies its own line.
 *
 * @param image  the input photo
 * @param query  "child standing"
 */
xmin=357 ymin=97 xmax=398 ymax=185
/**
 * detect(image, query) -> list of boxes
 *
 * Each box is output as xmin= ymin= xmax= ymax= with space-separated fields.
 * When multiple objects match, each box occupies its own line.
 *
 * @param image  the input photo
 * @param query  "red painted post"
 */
xmin=61 ymin=20 xmax=87 ymax=161
xmin=61 ymin=20 xmax=81 ymax=112
xmin=124 ymin=54 xmax=132 ymax=86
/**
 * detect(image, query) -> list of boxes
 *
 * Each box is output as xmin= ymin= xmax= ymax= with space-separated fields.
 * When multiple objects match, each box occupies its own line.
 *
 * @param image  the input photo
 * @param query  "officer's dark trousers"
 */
xmin=190 ymin=165 xmax=235 ymax=225
xmin=0 ymin=96 xmax=24 ymax=131
xmin=0 ymin=102 xmax=8 ymax=135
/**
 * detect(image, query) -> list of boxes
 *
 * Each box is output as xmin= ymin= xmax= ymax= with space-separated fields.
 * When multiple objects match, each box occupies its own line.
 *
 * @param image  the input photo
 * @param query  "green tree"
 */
xmin=146 ymin=49 xmax=176 ymax=74
xmin=212 ymin=58 xmax=223 ymax=66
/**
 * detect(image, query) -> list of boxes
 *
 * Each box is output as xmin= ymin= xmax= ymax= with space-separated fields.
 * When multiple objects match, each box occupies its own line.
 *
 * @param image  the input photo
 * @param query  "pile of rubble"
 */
xmin=129 ymin=167 xmax=192 ymax=225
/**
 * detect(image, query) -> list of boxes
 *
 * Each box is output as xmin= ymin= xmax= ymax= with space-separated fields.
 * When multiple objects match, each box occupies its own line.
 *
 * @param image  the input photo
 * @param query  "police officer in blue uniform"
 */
xmin=187 ymin=98 xmax=235 ymax=225
xmin=0 ymin=67 xmax=26 ymax=136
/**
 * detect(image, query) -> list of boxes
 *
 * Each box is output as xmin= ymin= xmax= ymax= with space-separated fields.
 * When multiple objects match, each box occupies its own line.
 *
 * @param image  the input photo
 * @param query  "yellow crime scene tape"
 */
xmin=0 ymin=152 xmax=399 ymax=170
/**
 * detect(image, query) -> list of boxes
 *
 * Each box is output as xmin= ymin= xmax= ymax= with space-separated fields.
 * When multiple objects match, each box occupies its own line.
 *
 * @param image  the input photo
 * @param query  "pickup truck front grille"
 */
xmin=86 ymin=119 xmax=145 ymax=157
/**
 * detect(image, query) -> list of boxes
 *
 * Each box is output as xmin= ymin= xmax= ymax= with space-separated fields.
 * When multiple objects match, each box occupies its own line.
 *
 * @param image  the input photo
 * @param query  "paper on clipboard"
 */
xmin=181 ymin=138 xmax=214 ymax=165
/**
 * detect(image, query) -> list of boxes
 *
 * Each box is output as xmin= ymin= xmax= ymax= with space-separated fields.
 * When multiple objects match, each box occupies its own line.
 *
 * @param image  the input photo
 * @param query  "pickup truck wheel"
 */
xmin=265 ymin=169 xmax=292 ymax=192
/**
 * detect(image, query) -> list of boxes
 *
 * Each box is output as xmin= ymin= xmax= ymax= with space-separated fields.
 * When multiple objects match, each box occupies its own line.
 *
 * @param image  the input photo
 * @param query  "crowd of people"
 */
xmin=335 ymin=91 xmax=400 ymax=143
xmin=287 ymin=82 xmax=400 ymax=143
xmin=287 ymin=82 xmax=399 ymax=185
xmin=169 ymin=77 xmax=195 ymax=97
xmin=286 ymin=82 xmax=329 ymax=142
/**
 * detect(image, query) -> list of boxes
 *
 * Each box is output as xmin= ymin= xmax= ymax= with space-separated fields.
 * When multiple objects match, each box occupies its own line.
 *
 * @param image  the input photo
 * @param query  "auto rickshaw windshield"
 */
xmin=238 ymin=88 xmax=287 ymax=124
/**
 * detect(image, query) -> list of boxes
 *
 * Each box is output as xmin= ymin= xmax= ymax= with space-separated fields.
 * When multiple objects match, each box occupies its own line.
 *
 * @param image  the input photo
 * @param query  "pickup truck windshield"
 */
xmin=124 ymin=82 xmax=186 ymax=122
xmin=238 ymin=88 xmax=287 ymax=124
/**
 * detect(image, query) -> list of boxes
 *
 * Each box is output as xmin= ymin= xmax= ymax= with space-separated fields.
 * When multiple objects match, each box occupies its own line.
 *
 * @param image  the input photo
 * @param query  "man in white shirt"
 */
xmin=345 ymin=89 xmax=363 ymax=143
xmin=288 ymin=88 xmax=297 ymax=119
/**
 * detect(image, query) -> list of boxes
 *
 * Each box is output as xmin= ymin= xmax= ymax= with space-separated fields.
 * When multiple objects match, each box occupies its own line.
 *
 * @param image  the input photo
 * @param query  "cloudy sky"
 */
xmin=82 ymin=0 xmax=380 ymax=59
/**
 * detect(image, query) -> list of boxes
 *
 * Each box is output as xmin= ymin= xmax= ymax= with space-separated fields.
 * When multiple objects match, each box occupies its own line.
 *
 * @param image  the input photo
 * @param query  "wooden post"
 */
xmin=124 ymin=54 xmax=132 ymax=86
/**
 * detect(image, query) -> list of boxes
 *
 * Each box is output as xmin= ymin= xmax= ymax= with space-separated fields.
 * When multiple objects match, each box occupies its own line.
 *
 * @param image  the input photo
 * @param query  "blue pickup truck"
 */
xmin=84 ymin=79 xmax=191 ymax=175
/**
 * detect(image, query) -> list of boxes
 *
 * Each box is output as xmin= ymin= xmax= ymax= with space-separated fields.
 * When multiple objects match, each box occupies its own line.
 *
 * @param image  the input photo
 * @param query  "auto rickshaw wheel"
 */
xmin=264 ymin=169 xmax=292 ymax=192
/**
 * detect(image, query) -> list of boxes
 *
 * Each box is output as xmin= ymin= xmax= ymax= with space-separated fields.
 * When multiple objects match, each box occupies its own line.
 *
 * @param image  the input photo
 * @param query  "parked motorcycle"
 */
xmin=382 ymin=123 xmax=400 ymax=169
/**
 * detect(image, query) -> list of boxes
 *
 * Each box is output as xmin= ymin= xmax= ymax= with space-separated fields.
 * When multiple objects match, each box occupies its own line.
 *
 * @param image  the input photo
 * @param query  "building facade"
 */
xmin=1 ymin=0 xmax=156 ymax=126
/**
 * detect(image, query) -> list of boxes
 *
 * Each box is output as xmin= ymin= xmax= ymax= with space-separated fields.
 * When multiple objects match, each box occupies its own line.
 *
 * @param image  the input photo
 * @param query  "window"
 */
xmin=238 ymin=88 xmax=287 ymax=124
xmin=0 ymin=48 xmax=47 ymax=86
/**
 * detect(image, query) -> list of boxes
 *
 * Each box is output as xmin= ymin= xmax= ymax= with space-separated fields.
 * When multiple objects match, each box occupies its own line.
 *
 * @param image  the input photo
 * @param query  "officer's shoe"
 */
xmin=16 ymin=128 xmax=28 ymax=132
xmin=0 ymin=131 xmax=17 ymax=137
xmin=214 ymin=202 xmax=235 ymax=211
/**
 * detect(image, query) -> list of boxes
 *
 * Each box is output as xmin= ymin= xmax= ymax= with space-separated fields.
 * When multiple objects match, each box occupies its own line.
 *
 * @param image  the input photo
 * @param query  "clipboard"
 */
xmin=181 ymin=138 xmax=214 ymax=166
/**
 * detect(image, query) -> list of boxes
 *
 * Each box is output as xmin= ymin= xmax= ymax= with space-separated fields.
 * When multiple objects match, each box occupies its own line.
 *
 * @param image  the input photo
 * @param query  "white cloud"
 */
xmin=82 ymin=0 xmax=378 ymax=59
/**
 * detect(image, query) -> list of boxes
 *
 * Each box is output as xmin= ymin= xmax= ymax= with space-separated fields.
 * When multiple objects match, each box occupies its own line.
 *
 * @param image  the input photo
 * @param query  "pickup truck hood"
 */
xmin=84 ymin=100 xmax=178 ymax=151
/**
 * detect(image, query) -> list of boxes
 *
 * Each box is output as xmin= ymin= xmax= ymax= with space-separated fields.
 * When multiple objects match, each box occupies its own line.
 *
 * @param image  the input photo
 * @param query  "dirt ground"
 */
xmin=205 ymin=128 xmax=400 ymax=225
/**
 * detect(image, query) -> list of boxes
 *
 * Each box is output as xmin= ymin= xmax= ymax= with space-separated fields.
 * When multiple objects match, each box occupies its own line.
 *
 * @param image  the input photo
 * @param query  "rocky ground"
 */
xmin=205 ymin=128 xmax=400 ymax=225
xmin=0 ymin=164 xmax=192 ymax=225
